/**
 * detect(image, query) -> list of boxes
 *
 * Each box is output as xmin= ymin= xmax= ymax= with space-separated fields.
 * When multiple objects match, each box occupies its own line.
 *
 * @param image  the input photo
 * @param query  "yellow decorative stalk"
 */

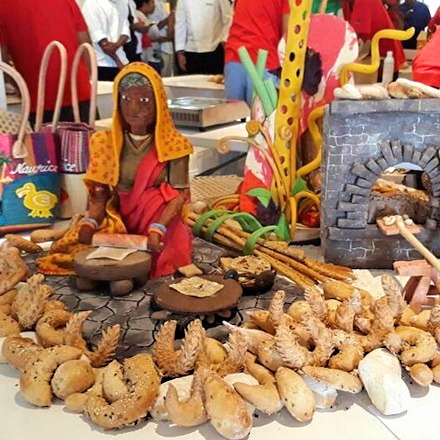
xmin=340 ymin=27 xmax=415 ymax=85
xmin=274 ymin=0 xmax=313 ymax=238
xmin=275 ymin=0 xmax=313 ymax=190
xmin=297 ymin=105 xmax=324 ymax=178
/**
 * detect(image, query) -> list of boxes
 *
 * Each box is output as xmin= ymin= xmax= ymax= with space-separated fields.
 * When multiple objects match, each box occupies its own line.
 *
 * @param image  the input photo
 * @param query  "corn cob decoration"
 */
xmin=274 ymin=0 xmax=318 ymax=239
xmin=214 ymin=0 xmax=320 ymax=240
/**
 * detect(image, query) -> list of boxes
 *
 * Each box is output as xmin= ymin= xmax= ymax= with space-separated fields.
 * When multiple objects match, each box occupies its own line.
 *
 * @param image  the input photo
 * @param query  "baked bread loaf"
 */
xmin=51 ymin=359 xmax=95 ymax=399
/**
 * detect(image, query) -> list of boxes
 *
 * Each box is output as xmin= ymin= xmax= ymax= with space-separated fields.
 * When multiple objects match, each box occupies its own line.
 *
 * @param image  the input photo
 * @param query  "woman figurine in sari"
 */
xmin=38 ymin=62 xmax=193 ymax=279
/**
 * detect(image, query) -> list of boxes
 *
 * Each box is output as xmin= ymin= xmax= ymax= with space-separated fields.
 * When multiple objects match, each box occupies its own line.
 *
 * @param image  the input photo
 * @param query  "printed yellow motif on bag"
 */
xmin=15 ymin=182 xmax=57 ymax=218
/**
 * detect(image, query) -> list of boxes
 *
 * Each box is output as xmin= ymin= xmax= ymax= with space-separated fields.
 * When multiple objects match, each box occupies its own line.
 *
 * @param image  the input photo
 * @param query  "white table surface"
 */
xmin=3 ymin=358 xmax=440 ymax=440
xmin=180 ymin=122 xmax=248 ymax=153
xmin=0 ymin=362 xmax=397 ymax=440
xmin=163 ymin=74 xmax=224 ymax=100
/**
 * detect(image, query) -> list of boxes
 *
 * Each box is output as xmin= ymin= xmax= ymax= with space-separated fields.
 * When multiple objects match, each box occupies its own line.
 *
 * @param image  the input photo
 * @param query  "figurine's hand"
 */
xmin=148 ymin=231 xmax=164 ymax=253
xmin=78 ymin=224 xmax=95 ymax=245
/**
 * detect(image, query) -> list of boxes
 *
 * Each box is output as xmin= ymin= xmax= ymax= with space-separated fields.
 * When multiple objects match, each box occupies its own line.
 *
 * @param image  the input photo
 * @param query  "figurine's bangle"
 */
xmin=149 ymin=223 xmax=167 ymax=234
xmin=82 ymin=217 xmax=99 ymax=230
xmin=148 ymin=227 xmax=165 ymax=238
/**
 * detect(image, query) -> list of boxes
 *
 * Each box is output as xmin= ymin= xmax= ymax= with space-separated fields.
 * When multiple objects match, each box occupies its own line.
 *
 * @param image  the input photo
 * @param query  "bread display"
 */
xmin=3 ymin=253 xmax=440 ymax=438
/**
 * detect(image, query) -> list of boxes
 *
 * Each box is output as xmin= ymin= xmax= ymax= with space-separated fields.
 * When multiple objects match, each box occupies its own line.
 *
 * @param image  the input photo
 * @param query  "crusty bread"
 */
xmin=358 ymin=348 xmax=410 ymax=415
xmin=51 ymin=359 xmax=95 ymax=399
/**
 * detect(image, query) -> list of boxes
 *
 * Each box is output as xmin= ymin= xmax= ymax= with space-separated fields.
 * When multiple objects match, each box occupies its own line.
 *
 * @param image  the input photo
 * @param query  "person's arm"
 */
xmin=428 ymin=7 xmax=440 ymax=32
xmin=167 ymin=10 xmax=175 ymax=39
xmin=157 ymin=16 xmax=170 ymax=30
xmin=147 ymin=24 xmax=162 ymax=42
xmin=358 ymin=39 xmax=372 ymax=60
xmin=282 ymin=0 xmax=290 ymax=34
xmin=1 ymin=45 xmax=12 ymax=66
xmin=131 ymin=20 xmax=155 ymax=33
xmin=77 ymin=30 xmax=92 ymax=45
xmin=81 ymin=2 xmax=109 ymax=45
xmin=347 ymin=0 xmax=374 ymax=42
xmin=219 ymin=0 xmax=233 ymax=43
xmin=174 ymin=0 xmax=187 ymax=71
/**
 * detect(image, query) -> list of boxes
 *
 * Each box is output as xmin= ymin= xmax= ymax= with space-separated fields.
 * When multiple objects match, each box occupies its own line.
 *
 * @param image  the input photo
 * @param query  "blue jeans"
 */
xmin=224 ymin=61 xmax=279 ymax=107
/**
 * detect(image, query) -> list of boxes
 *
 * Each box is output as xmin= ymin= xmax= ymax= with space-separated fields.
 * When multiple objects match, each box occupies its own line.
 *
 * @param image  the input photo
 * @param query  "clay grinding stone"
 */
xmin=73 ymin=249 xmax=151 ymax=281
xmin=154 ymin=274 xmax=243 ymax=314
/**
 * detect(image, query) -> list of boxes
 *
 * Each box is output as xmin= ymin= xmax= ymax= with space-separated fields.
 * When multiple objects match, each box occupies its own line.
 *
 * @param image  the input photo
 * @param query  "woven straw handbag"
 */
xmin=0 ymin=71 xmax=32 ymax=136
xmin=36 ymin=41 xmax=97 ymax=218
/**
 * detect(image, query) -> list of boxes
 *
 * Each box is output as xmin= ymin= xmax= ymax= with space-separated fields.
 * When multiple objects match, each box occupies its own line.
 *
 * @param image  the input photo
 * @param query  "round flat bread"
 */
xmin=169 ymin=276 xmax=224 ymax=298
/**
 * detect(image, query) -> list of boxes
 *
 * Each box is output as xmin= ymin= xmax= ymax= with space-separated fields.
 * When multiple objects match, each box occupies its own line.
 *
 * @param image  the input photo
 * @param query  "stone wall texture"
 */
xmin=321 ymin=99 xmax=440 ymax=268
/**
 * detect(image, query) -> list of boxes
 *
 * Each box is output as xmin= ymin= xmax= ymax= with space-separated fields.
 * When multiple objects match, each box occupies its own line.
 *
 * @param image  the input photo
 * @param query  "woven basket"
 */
xmin=0 ymin=107 xmax=32 ymax=135
xmin=190 ymin=175 xmax=243 ymax=203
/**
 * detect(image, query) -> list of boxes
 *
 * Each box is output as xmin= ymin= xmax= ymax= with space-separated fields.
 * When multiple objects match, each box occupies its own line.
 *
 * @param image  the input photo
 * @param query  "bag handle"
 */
xmin=35 ymin=40 xmax=68 ymax=133
xmin=71 ymin=42 xmax=98 ymax=128
xmin=0 ymin=61 xmax=31 ymax=158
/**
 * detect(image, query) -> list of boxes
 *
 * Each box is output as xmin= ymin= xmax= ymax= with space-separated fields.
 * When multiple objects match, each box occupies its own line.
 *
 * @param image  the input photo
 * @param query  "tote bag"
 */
xmin=37 ymin=41 xmax=97 ymax=218
xmin=0 ymin=62 xmax=60 ymax=234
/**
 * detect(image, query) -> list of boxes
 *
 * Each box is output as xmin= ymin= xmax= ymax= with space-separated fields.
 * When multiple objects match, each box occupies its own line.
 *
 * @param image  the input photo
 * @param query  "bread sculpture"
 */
xmin=4 ymin=266 xmax=440 ymax=438
xmin=334 ymin=78 xmax=440 ymax=101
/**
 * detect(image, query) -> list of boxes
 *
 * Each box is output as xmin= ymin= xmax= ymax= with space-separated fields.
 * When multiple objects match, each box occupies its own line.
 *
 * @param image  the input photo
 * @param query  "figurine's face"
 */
xmin=119 ymin=85 xmax=156 ymax=134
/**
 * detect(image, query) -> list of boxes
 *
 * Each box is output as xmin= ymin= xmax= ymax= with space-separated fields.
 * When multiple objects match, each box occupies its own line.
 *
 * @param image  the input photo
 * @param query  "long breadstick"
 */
xmin=396 ymin=220 xmax=440 ymax=273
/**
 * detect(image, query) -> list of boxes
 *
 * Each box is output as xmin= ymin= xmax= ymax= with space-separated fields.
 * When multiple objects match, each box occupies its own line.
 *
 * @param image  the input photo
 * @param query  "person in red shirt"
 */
xmin=0 ymin=0 xmax=92 ymax=126
xmin=224 ymin=0 xmax=290 ymax=105
xmin=342 ymin=0 xmax=406 ymax=76
xmin=412 ymin=27 xmax=440 ymax=88
xmin=383 ymin=0 xmax=404 ymax=30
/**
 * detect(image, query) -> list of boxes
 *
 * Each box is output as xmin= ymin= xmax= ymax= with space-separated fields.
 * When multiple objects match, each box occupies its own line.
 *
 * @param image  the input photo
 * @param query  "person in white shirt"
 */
xmin=149 ymin=0 xmax=174 ymax=76
xmin=174 ymin=0 xmax=233 ymax=74
xmin=136 ymin=0 xmax=171 ymax=74
xmin=81 ymin=0 xmax=131 ymax=81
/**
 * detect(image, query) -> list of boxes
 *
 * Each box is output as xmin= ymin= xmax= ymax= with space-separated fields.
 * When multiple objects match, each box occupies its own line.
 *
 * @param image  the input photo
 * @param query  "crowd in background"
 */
xmin=0 ymin=0 xmax=439 ymax=122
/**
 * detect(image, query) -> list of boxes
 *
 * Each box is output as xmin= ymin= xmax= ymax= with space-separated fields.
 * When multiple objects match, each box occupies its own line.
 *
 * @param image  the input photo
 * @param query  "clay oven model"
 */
xmin=321 ymin=99 xmax=440 ymax=268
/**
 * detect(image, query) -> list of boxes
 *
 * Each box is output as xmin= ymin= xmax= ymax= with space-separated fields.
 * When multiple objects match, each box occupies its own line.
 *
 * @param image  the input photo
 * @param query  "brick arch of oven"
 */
xmin=337 ymin=140 xmax=440 ymax=230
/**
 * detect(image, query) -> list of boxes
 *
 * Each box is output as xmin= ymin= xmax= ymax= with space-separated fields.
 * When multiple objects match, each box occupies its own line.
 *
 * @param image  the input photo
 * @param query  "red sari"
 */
xmin=118 ymin=145 xmax=192 ymax=279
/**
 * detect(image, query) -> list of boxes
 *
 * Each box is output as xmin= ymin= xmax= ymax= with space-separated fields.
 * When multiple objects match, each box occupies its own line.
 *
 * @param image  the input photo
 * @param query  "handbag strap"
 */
xmin=0 ymin=62 xmax=31 ymax=158
xmin=34 ymin=40 xmax=68 ymax=133
xmin=71 ymin=42 xmax=98 ymax=128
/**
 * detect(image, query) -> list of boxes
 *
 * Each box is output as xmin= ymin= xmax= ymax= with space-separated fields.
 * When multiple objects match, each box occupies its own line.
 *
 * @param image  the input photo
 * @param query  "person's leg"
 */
xmin=77 ymin=100 xmax=98 ymax=123
xmin=148 ymin=61 xmax=162 ymax=74
xmin=28 ymin=109 xmax=55 ymax=127
xmin=161 ymin=52 xmax=174 ymax=77
xmin=205 ymin=44 xmax=224 ymax=74
xmin=184 ymin=51 xmax=201 ymax=74
xmin=97 ymin=67 xmax=120 ymax=81
xmin=224 ymin=61 xmax=248 ymax=102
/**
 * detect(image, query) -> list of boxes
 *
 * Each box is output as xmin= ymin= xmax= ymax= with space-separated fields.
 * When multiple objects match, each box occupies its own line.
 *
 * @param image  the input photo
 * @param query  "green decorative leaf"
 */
xmin=275 ymin=214 xmax=290 ymax=241
xmin=243 ymin=225 xmax=278 ymax=255
xmin=205 ymin=212 xmax=263 ymax=241
xmin=291 ymin=177 xmax=308 ymax=196
xmin=192 ymin=209 xmax=230 ymax=236
xmin=247 ymin=187 xmax=273 ymax=208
